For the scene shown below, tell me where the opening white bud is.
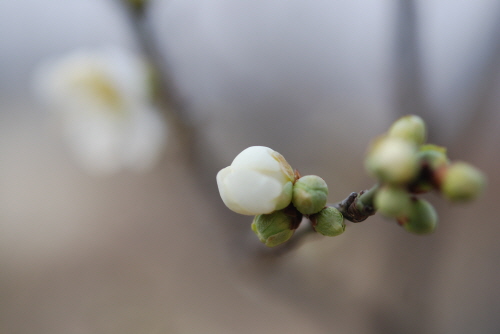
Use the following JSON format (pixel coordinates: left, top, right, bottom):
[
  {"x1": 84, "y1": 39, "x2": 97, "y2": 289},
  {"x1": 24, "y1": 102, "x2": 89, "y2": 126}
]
[{"x1": 216, "y1": 146, "x2": 295, "y2": 215}]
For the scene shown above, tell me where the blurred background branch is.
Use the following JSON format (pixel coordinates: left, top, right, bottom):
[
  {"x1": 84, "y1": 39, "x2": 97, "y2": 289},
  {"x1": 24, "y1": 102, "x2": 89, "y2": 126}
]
[
  {"x1": 394, "y1": 0, "x2": 429, "y2": 122},
  {"x1": 452, "y1": 2, "x2": 500, "y2": 151},
  {"x1": 119, "y1": 0, "x2": 196, "y2": 160}
]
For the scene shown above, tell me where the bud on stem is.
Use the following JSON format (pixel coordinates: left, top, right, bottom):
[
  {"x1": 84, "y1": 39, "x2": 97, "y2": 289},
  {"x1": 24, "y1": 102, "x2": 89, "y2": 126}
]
[
  {"x1": 388, "y1": 115, "x2": 427, "y2": 145},
  {"x1": 251, "y1": 210, "x2": 297, "y2": 247},
  {"x1": 311, "y1": 207, "x2": 345, "y2": 237},
  {"x1": 292, "y1": 175, "x2": 328, "y2": 215},
  {"x1": 440, "y1": 162, "x2": 486, "y2": 202},
  {"x1": 365, "y1": 137, "x2": 419, "y2": 185},
  {"x1": 398, "y1": 198, "x2": 438, "y2": 235},
  {"x1": 374, "y1": 186, "x2": 412, "y2": 218}
]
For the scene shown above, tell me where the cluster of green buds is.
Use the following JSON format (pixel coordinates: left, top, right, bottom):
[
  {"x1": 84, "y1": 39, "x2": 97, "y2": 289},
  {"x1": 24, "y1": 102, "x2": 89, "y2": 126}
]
[
  {"x1": 217, "y1": 146, "x2": 345, "y2": 247},
  {"x1": 216, "y1": 116, "x2": 486, "y2": 247},
  {"x1": 365, "y1": 115, "x2": 486, "y2": 234},
  {"x1": 251, "y1": 173, "x2": 346, "y2": 247}
]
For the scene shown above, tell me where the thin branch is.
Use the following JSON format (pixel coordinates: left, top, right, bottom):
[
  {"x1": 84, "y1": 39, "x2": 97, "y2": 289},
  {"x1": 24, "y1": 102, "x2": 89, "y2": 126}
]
[
  {"x1": 393, "y1": 1, "x2": 435, "y2": 134},
  {"x1": 254, "y1": 186, "x2": 379, "y2": 258},
  {"x1": 118, "y1": 1, "x2": 195, "y2": 155},
  {"x1": 452, "y1": 3, "x2": 500, "y2": 151},
  {"x1": 332, "y1": 185, "x2": 378, "y2": 223}
]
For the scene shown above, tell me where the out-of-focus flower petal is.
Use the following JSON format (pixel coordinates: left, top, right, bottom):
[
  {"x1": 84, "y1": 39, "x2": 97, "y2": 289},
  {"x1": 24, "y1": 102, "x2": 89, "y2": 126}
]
[{"x1": 32, "y1": 47, "x2": 168, "y2": 175}]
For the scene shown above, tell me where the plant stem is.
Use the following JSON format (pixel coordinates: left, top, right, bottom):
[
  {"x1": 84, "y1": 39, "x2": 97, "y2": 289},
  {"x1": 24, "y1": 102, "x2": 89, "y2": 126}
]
[
  {"x1": 257, "y1": 186, "x2": 380, "y2": 258},
  {"x1": 332, "y1": 184, "x2": 379, "y2": 222},
  {"x1": 119, "y1": 1, "x2": 195, "y2": 156}
]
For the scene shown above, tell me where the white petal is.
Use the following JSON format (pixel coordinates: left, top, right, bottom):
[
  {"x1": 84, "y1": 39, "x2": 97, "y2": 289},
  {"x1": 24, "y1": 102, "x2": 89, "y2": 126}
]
[
  {"x1": 223, "y1": 169, "x2": 282, "y2": 215},
  {"x1": 217, "y1": 167, "x2": 250, "y2": 214},
  {"x1": 63, "y1": 113, "x2": 123, "y2": 174},
  {"x1": 33, "y1": 47, "x2": 168, "y2": 174},
  {"x1": 122, "y1": 106, "x2": 167, "y2": 171},
  {"x1": 231, "y1": 146, "x2": 281, "y2": 173},
  {"x1": 99, "y1": 46, "x2": 150, "y2": 104}
]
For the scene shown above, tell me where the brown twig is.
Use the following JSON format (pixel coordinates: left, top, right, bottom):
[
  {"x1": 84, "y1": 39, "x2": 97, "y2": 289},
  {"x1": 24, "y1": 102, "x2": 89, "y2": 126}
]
[{"x1": 118, "y1": 1, "x2": 195, "y2": 158}]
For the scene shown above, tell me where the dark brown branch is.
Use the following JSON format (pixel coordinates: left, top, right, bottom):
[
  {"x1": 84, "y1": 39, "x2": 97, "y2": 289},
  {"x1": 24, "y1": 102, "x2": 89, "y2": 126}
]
[{"x1": 332, "y1": 185, "x2": 378, "y2": 223}]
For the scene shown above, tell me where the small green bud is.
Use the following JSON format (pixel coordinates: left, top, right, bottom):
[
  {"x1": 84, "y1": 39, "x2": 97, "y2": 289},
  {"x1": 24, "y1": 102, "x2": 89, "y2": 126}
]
[
  {"x1": 418, "y1": 145, "x2": 449, "y2": 170},
  {"x1": 374, "y1": 186, "x2": 412, "y2": 218},
  {"x1": 388, "y1": 115, "x2": 427, "y2": 145},
  {"x1": 251, "y1": 211, "x2": 295, "y2": 247},
  {"x1": 440, "y1": 162, "x2": 486, "y2": 202},
  {"x1": 311, "y1": 207, "x2": 345, "y2": 237},
  {"x1": 365, "y1": 137, "x2": 419, "y2": 185},
  {"x1": 399, "y1": 198, "x2": 438, "y2": 235},
  {"x1": 409, "y1": 145, "x2": 450, "y2": 193},
  {"x1": 292, "y1": 175, "x2": 328, "y2": 215}
]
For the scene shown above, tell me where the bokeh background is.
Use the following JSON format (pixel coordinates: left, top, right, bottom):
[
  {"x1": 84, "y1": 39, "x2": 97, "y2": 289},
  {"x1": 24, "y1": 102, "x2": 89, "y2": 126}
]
[{"x1": 1, "y1": 1, "x2": 500, "y2": 333}]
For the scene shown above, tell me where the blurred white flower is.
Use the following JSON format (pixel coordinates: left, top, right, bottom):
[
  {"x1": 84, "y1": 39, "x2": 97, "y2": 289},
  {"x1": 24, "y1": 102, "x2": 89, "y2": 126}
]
[
  {"x1": 216, "y1": 146, "x2": 295, "y2": 215},
  {"x1": 33, "y1": 47, "x2": 167, "y2": 174}
]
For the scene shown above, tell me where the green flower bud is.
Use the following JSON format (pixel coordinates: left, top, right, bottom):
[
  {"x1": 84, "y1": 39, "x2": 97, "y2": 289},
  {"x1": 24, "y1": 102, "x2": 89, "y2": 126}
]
[
  {"x1": 311, "y1": 207, "x2": 345, "y2": 237},
  {"x1": 292, "y1": 175, "x2": 328, "y2": 215},
  {"x1": 365, "y1": 137, "x2": 419, "y2": 185},
  {"x1": 418, "y1": 144, "x2": 449, "y2": 170},
  {"x1": 374, "y1": 186, "x2": 412, "y2": 218},
  {"x1": 251, "y1": 211, "x2": 295, "y2": 247},
  {"x1": 440, "y1": 162, "x2": 486, "y2": 202},
  {"x1": 388, "y1": 115, "x2": 427, "y2": 145},
  {"x1": 408, "y1": 145, "x2": 450, "y2": 193},
  {"x1": 399, "y1": 198, "x2": 438, "y2": 235}
]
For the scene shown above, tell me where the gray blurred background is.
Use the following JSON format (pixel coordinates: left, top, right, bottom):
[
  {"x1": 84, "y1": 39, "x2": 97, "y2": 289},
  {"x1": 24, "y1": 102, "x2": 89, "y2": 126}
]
[{"x1": 1, "y1": 0, "x2": 500, "y2": 333}]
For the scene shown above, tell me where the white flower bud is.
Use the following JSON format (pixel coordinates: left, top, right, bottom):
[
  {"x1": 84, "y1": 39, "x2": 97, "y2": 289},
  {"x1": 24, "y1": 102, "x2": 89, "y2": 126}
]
[{"x1": 216, "y1": 146, "x2": 295, "y2": 215}]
